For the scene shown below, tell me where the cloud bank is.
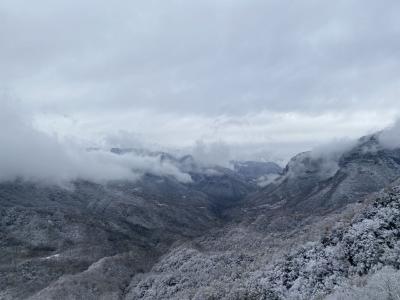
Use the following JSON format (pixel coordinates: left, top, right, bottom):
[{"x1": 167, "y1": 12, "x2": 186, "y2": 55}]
[{"x1": 0, "y1": 100, "x2": 191, "y2": 185}]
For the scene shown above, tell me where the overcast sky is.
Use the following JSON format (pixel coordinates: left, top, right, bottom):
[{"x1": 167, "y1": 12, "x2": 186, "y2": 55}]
[{"x1": 1, "y1": 0, "x2": 400, "y2": 161}]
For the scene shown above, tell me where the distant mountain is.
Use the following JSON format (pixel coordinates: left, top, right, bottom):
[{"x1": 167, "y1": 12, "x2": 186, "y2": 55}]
[
  {"x1": 109, "y1": 149, "x2": 260, "y2": 211},
  {"x1": 234, "y1": 134, "x2": 400, "y2": 231}
]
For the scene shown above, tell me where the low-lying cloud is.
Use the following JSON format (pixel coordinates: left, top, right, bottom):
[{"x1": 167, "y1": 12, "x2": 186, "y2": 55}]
[
  {"x1": 378, "y1": 119, "x2": 400, "y2": 150},
  {"x1": 191, "y1": 140, "x2": 232, "y2": 168},
  {"x1": 286, "y1": 121, "x2": 400, "y2": 182},
  {"x1": 3, "y1": 96, "x2": 400, "y2": 186},
  {"x1": 0, "y1": 100, "x2": 192, "y2": 185}
]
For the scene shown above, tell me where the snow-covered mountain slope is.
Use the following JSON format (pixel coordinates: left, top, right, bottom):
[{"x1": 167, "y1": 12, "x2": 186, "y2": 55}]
[
  {"x1": 0, "y1": 178, "x2": 214, "y2": 299},
  {"x1": 122, "y1": 181, "x2": 400, "y2": 300},
  {"x1": 233, "y1": 134, "x2": 400, "y2": 232},
  {"x1": 3, "y1": 135, "x2": 400, "y2": 299},
  {"x1": 0, "y1": 151, "x2": 267, "y2": 299}
]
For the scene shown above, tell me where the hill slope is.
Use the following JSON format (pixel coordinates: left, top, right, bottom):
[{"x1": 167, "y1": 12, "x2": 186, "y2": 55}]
[
  {"x1": 123, "y1": 181, "x2": 400, "y2": 300},
  {"x1": 234, "y1": 135, "x2": 400, "y2": 232},
  {"x1": 3, "y1": 135, "x2": 400, "y2": 299},
  {"x1": 0, "y1": 152, "x2": 266, "y2": 299}
]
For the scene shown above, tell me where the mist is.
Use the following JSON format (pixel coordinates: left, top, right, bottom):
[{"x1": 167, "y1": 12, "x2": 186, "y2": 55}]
[
  {"x1": 378, "y1": 119, "x2": 400, "y2": 150},
  {"x1": 0, "y1": 100, "x2": 191, "y2": 185},
  {"x1": 191, "y1": 140, "x2": 232, "y2": 168}
]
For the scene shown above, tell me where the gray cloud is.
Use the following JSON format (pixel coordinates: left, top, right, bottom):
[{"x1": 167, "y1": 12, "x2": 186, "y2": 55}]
[
  {"x1": 2, "y1": 0, "x2": 400, "y2": 115},
  {"x1": 1, "y1": 0, "x2": 400, "y2": 161}
]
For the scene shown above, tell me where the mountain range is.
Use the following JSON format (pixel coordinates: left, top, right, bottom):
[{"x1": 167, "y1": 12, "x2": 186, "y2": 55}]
[{"x1": 2, "y1": 133, "x2": 400, "y2": 299}]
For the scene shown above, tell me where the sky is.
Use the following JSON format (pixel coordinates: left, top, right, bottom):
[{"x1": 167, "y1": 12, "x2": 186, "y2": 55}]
[{"x1": 1, "y1": 0, "x2": 400, "y2": 169}]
